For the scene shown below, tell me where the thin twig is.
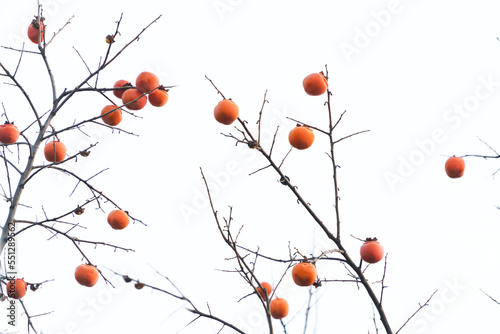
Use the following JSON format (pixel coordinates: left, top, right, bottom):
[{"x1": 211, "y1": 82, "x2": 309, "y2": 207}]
[
  {"x1": 13, "y1": 43, "x2": 26, "y2": 77},
  {"x1": 200, "y1": 167, "x2": 275, "y2": 333},
  {"x1": 45, "y1": 15, "x2": 74, "y2": 47},
  {"x1": 257, "y1": 90, "x2": 269, "y2": 144},
  {"x1": 379, "y1": 254, "x2": 389, "y2": 305},
  {"x1": 333, "y1": 130, "x2": 370, "y2": 144},
  {"x1": 395, "y1": 290, "x2": 438, "y2": 334},
  {"x1": 286, "y1": 116, "x2": 329, "y2": 135},
  {"x1": 480, "y1": 288, "x2": 500, "y2": 305},
  {"x1": 269, "y1": 125, "x2": 280, "y2": 157},
  {"x1": 205, "y1": 75, "x2": 227, "y2": 100},
  {"x1": 278, "y1": 147, "x2": 292, "y2": 169}
]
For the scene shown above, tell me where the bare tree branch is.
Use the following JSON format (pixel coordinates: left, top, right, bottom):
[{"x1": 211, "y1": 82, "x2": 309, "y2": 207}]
[{"x1": 395, "y1": 290, "x2": 438, "y2": 334}]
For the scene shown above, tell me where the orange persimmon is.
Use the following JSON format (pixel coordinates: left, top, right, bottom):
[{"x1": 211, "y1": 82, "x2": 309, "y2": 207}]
[
  {"x1": 270, "y1": 298, "x2": 289, "y2": 319},
  {"x1": 27, "y1": 17, "x2": 44, "y2": 44},
  {"x1": 107, "y1": 209, "x2": 130, "y2": 230},
  {"x1": 445, "y1": 156, "x2": 465, "y2": 178},
  {"x1": 75, "y1": 264, "x2": 99, "y2": 287},
  {"x1": 136, "y1": 72, "x2": 159, "y2": 94},
  {"x1": 44, "y1": 140, "x2": 67, "y2": 163},
  {"x1": 6, "y1": 278, "x2": 27, "y2": 299},
  {"x1": 148, "y1": 88, "x2": 169, "y2": 107},
  {"x1": 303, "y1": 72, "x2": 328, "y2": 96},
  {"x1": 113, "y1": 80, "x2": 131, "y2": 99},
  {"x1": 288, "y1": 126, "x2": 314, "y2": 150},
  {"x1": 360, "y1": 239, "x2": 384, "y2": 264},
  {"x1": 100, "y1": 105, "x2": 123, "y2": 126},
  {"x1": 122, "y1": 89, "x2": 147, "y2": 110},
  {"x1": 256, "y1": 282, "x2": 273, "y2": 300},
  {"x1": 292, "y1": 262, "x2": 317, "y2": 287},
  {"x1": 0, "y1": 122, "x2": 20, "y2": 144},
  {"x1": 214, "y1": 99, "x2": 239, "y2": 125}
]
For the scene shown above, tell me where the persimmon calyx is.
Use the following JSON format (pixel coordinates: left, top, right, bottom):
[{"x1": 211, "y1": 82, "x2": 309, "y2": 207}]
[
  {"x1": 31, "y1": 16, "x2": 45, "y2": 28},
  {"x1": 247, "y1": 140, "x2": 259, "y2": 149}
]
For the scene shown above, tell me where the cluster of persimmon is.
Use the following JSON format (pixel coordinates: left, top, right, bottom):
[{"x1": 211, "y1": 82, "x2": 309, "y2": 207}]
[
  {"x1": 115, "y1": 72, "x2": 168, "y2": 109},
  {"x1": 101, "y1": 72, "x2": 168, "y2": 127},
  {"x1": 38, "y1": 76, "x2": 170, "y2": 161},
  {"x1": 253, "y1": 262, "x2": 319, "y2": 320},
  {"x1": 211, "y1": 72, "x2": 328, "y2": 152},
  {"x1": 255, "y1": 281, "x2": 289, "y2": 320},
  {"x1": 287, "y1": 72, "x2": 328, "y2": 150},
  {"x1": 71, "y1": 210, "x2": 128, "y2": 288},
  {"x1": 72, "y1": 210, "x2": 129, "y2": 288},
  {"x1": 257, "y1": 261, "x2": 318, "y2": 320},
  {"x1": 0, "y1": 129, "x2": 65, "y2": 164},
  {"x1": 290, "y1": 241, "x2": 384, "y2": 281},
  {"x1": 99, "y1": 73, "x2": 166, "y2": 127}
]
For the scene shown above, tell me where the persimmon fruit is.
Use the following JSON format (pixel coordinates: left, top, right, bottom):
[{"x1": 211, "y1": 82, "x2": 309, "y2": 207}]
[
  {"x1": 75, "y1": 264, "x2": 99, "y2": 287},
  {"x1": 136, "y1": 71, "x2": 159, "y2": 94},
  {"x1": 303, "y1": 72, "x2": 328, "y2": 96},
  {"x1": 445, "y1": 156, "x2": 465, "y2": 178},
  {"x1": 100, "y1": 105, "x2": 123, "y2": 126},
  {"x1": 270, "y1": 298, "x2": 289, "y2": 319},
  {"x1": 27, "y1": 17, "x2": 44, "y2": 44},
  {"x1": 113, "y1": 80, "x2": 131, "y2": 99},
  {"x1": 148, "y1": 88, "x2": 169, "y2": 107},
  {"x1": 214, "y1": 99, "x2": 239, "y2": 125},
  {"x1": 107, "y1": 209, "x2": 130, "y2": 230},
  {"x1": 6, "y1": 278, "x2": 27, "y2": 299},
  {"x1": 256, "y1": 282, "x2": 273, "y2": 300},
  {"x1": 360, "y1": 239, "x2": 384, "y2": 264},
  {"x1": 292, "y1": 262, "x2": 317, "y2": 286},
  {"x1": 0, "y1": 122, "x2": 20, "y2": 144},
  {"x1": 288, "y1": 126, "x2": 314, "y2": 150},
  {"x1": 44, "y1": 140, "x2": 67, "y2": 163},
  {"x1": 122, "y1": 89, "x2": 147, "y2": 110}
]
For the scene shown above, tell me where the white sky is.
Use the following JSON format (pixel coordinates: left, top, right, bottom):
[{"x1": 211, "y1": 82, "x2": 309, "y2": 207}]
[{"x1": 2, "y1": 0, "x2": 500, "y2": 333}]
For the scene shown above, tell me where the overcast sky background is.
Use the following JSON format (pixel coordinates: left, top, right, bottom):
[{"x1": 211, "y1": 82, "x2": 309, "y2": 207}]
[{"x1": 2, "y1": 0, "x2": 500, "y2": 333}]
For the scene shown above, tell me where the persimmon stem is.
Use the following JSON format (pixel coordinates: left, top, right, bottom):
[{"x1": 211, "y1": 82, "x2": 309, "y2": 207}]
[{"x1": 205, "y1": 75, "x2": 227, "y2": 100}]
